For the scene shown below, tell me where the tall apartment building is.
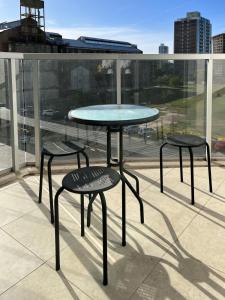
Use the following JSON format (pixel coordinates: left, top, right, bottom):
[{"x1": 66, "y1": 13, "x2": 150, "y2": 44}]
[
  {"x1": 159, "y1": 43, "x2": 169, "y2": 54},
  {"x1": 213, "y1": 33, "x2": 225, "y2": 53},
  {"x1": 174, "y1": 12, "x2": 212, "y2": 53}
]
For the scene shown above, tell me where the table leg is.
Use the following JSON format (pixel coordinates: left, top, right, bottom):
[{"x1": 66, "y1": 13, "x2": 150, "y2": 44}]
[
  {"x1": 118, "y1": 128, "x2": 144, "y2": 224},
  {"x1": 120, "y1": 174, "x2": 144, "y2": 223},
  {"x1": 104, "y1": 127, "x2": 145, "y2": 247},
  {"x1": 107, "y1": 127, "x2": 111, "y2": 167},
  {"x1": 122, "y1": 180, "x2": 126, "y2": 246},
  {"x1": 122, "y1": 168, "x2": 140, "y2": 196}
]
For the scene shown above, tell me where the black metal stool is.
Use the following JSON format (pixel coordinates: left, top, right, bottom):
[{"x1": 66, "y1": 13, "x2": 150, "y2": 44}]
[
  {"x1": 38, "y1": 141, "x2": 89, "y2": 223},
  {"x1": 54, "y1": 166, "x2": 121, "y2": 286},
  {"x1": 160, "y1": 134, "x2": 212, "y2": 204}
]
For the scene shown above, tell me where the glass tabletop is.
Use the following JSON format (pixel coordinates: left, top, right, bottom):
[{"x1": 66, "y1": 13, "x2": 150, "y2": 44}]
[{"x1": 68, "y1": 104, "x2": 159, "y2": 126}]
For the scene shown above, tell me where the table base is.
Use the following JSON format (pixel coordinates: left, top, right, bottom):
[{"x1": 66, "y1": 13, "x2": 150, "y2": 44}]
[{"x1": 87, "y1": 126, "x2": 144, "y2": 247}]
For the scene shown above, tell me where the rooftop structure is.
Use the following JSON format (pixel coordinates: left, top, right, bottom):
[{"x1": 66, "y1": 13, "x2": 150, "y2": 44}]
[
  {"x1": 46, "y1": 32, "x2": 142, "y2": 53},
  {"x1": 20, "y1": 0, "x2": 45, "y2": 32},
  {"x1": 0, "y1": 19, "x2": 142, "y2": 53},
  {"x1": 0, "y1": 20, "x2": 21, "y2": 30}
]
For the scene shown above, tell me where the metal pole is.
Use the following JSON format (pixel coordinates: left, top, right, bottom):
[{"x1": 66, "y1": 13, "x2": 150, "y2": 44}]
[
  {"x1": 206, "y1": 58, "x2": 213, "y2": 158},
  {"x1": 116, "y1": 59, "x2": 121, "y2": 159},
  {"x1": 32, "y1": 60, "x2": 41, "y2": 168},
  {"x1": 116, "y1": 59, "x2": 121, "y2": 105},
  {"x1": 9, "y1": 59, "x2": 19, "y2": 172}
]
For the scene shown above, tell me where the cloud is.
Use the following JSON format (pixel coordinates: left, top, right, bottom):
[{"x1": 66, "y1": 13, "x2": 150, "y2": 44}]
[{"x1": 47, "y1": 25, "x2": 173, "y2": 54}]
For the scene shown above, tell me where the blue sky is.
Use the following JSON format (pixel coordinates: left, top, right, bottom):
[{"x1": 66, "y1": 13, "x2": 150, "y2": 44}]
[{"x1": 0, "y1": 0, "x2": 225, "y2": 53}]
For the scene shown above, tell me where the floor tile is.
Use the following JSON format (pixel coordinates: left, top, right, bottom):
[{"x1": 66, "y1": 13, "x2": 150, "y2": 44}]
[
  {"x1": 131, "y1": 243, "x2": 225, "y2": 300},
  {"x1": 0, "y1": 229, "x2": 42, "y2": 295},
  {"x1": 3, "y1": 205, "x2": 82, "y2": 262},
  {"x1": 0, "y1": 263, "x2": 91, "y2": 300}
]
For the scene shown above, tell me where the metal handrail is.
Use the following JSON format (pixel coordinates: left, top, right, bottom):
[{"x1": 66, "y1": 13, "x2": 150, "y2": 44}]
[{"x1": 1, "y1": 52, "x2": 225, "y2": 60}]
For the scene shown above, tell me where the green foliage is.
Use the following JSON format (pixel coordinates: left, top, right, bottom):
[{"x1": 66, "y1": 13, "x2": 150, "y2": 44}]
[{"x1": 168, "y1": 76, "x2": 182, "y2": 87}]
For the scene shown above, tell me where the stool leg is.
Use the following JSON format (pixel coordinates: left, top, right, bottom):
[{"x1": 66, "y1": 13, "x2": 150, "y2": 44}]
[
  {"x1": 48, "y1": 156, "x2": 54, "y2": 224},
  {"x1": 81, "y1": 151, "x2": 93, "y2": 211},
  {"x1": 188, "y1": 147, "x2": 195, "y2": 205},
  {"x1": 54, "y1": 187, "x2": 64, "y2": 271},
  {"x1": 87, "y1": 193, "x2": 98, "y2": 227},
  {"x1": 38, "y1": 151, "x2": 44, "y2": 203},
  {"x1": 81, "y1": 194, "x2": 85, "y2": 237},
  {"x1": 77, "y1": 153, "x2": 81, "y2": 169},
  {"x1": 82, "y1": 150, "x2": 89, "y2": 167},
  {"x1": 107, "y1": 128, "x2": 111, "y2": 167},
  {"x1": 122, "y1": 180, "x2": 126, "y2": 247},
  {"x1": 160, "y1": 143, "x2": 167, "y2": 193},
  {"x1": 206, "y1": 142, "x2": 213, "y2": 193},
  {"x1": 89, "y1": 195, "x2": 93, "y2": 213},
  {"x1": 77, "y1": 153, "x2": 91, "y2": 220},
  {"x1": 99, "y1": 192, "x2": 108, "y2": 286},
  {"x1": 179, "y1": 147, "x2": 183, "y2": 182}
]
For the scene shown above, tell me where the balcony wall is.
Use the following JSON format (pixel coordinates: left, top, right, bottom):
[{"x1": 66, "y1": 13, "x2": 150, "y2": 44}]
[{"x1": 0, "y1": 53, "x2": 224, "y2": 175}]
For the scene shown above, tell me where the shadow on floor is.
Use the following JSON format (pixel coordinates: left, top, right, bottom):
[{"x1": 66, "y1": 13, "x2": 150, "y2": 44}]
[{"x1": 16, "y1": 173, "x2": 225, "y2": 300}]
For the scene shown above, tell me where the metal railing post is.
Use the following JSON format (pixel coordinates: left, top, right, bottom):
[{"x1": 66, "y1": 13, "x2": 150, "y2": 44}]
[
  {"x1": 116, "y1": 59, "x2": 121, "y2": 105},
  {"x1": 206, "y1": 58, "x2": 213, "y2": 158},
  {"x1": 32, "y1": 60, "x2": 41, "y2": 168},
  {"x1": 116, "y1": 59, "x2": 122, "y2": 159},
  {"x1": 9, "y1": 59, "x2": 19, "y2": 172}
]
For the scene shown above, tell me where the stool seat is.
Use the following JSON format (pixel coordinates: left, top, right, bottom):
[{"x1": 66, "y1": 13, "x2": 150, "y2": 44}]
[
  {"x1": 39, "y1": 140, "x2": 89, "y2": 224},
  {"x1": 43, "y1": 141, "x2": 85, "y2": 156},
  {"x1": 160, "y1": 134, "x2": 212, "y2": 205},
  {"x1": 167, "y1": 134, "x2": 206, "y2": 148},
  {"x1": 62, "y1": 166, "x2": 120, "y2": 194}
]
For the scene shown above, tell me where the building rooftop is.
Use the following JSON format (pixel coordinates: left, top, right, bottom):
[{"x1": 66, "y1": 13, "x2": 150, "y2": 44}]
[
  {"x1": 0, "y1": 19, "x2": 142, "y2": 53},
  {"x1": 176, "y1": 11, "x2": 210, "y2": 23},
  {"x1": 0, "y1": 20, "x2": 21, "y2": 30},
  {"x1": 61, "y1": 36, "x2": 141, "y2": 53},
  {"x1": 186, "y1": 11, "x2": 201, "y2": 19},
  {"x1": 213, "y1": 33, "x2": 225, "y2": 38}
]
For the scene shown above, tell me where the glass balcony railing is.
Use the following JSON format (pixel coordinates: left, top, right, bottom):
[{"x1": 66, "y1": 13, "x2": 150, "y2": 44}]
[
  {"x1": 0, "y1": 59, "x2": 12, "y2": 172},
  {"x1": 0, "y1": 53, "x2": 224, "y2": 175}
]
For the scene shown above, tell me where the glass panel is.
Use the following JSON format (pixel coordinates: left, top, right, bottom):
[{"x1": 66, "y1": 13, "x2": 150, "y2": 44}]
[
  {"x1": 39, "y1": 59, "x2": 117, "y2": 162},
  {"x1": 22, "y1": 60, "x2": 35, "y2": 164},
  {"x1": 0, "y1": 59, "x2": 12, "y2": 172},
  {"x1": 14, "y1": 60, "x2": 35, "y2": 167},
  {"x1": 121, "y1": 60, "x2": 207, "y2": 160},
  {"x1": 212, "y1": 60, "x2": 225, "y2": 157}
]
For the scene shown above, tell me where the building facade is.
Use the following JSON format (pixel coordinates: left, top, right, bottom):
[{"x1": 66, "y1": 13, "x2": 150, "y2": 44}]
[
  {"x1": 0, "y1": 0, "x2": 142, "y2": 54},
  {"x1": 213, "y1": 33, "x2": 225, "y2": 53},
  {"x1": 0, "y1": 19, "x2": 142, "y2": 53},
  {"x1": 174, "y1": 11, "x2": 212, "y2": 53},
  {"x1": 159, "y1": 43, "x2": 169, "y2": 54}
]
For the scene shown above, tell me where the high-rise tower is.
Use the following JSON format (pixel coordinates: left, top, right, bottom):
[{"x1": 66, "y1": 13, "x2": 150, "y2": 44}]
[
  {"x1": 159, "y1": 43, "x2": 169, "y2": 54},
  {"x1": 174, "y1": 12, "x2": 211, "y2": 53}
]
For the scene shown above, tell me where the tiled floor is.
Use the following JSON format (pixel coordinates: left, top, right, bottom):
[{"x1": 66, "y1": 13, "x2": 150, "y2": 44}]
[{"x1": 0, "y1": 166, "x2": 225, "y2": 299}]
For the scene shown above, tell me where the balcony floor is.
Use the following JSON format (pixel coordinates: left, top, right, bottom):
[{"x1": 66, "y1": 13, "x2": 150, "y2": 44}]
[{"x1": 0, "y1": 166, "x2": 225, "y2": 299}]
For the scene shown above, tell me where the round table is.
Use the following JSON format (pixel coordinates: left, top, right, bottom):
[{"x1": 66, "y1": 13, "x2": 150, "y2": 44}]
[
  {"x1": 69, "y1": 104, "x2": 159, "y2": 245},
  {"x1": 68, "y1": 104, "x2": 159, "y2": 126}
]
